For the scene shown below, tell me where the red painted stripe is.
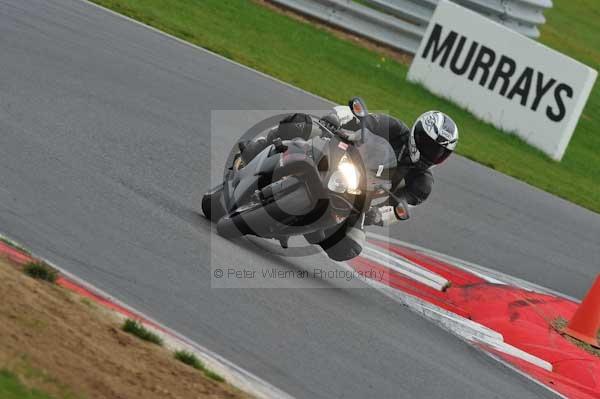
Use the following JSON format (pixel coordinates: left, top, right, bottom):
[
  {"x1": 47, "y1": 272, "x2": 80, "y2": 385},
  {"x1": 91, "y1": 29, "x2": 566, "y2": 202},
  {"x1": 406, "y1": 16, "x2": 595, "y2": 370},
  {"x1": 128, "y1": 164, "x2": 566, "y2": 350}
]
[
  {"x1": 350, "y1": 256, "x2": 470, "y2": 317},
  {"x1": 370, "y1": 240, "x2": 484, "y2": 286},
  {"x1": 0, "y1": 241, "x2": 35, "y2": 265},
  {"x1": 55, "y1": 277, "x2": 168, "y2": 333},
  {"x1": 354, "y1": 240, "x2": 600, "y2": 399},
  {"x1": 0, "y1": 240, "x2": 168, "y2": 334}
]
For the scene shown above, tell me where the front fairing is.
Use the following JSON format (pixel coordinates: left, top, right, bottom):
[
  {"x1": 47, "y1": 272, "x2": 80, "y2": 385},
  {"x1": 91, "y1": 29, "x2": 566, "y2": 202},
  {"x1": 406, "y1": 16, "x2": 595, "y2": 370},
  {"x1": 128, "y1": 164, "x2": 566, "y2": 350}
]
[
  {"x1": 223, "y1": 127, "x2": 394, "y2": 236},
  {"x1": 355, "y1": 129, "x2": 397, "y2": 197}
]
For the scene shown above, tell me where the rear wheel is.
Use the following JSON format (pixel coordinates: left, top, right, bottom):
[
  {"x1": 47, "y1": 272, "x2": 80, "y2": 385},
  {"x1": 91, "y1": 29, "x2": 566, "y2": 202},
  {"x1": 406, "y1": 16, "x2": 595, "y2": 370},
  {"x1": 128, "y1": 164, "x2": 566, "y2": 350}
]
[{"x1": 201, "y1": 184, "x2": 226, "y2": 222}]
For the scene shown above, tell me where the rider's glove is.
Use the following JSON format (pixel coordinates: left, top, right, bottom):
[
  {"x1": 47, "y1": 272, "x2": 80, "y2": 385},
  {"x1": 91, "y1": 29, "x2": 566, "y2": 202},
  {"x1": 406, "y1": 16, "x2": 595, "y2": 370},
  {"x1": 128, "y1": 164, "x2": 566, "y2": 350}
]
[
  {"x1": 319, "y1": 106, "x2": 357, "y2": 133},
  {"x1": 365, "y1": 206, "x2": 398, "y2": 227},
  {"x1": 332, "y1": 105, "x2": 356, "y2": 125}
]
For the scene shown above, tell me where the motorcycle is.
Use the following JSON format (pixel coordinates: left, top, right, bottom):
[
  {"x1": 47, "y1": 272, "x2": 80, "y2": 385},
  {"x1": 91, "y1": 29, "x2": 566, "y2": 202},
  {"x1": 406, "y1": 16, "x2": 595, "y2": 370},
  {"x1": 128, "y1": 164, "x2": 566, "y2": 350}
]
[{"x1": 201, "y1": 97, "x2": 408, "y2": 250}]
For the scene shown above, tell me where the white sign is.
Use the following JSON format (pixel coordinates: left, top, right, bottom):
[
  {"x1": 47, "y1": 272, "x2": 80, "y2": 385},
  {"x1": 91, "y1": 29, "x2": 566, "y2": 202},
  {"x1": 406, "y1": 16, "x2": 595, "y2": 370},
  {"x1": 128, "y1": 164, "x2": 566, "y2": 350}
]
[{"x1": 408, "y1": 0, "x2": 597, "y2": 160}]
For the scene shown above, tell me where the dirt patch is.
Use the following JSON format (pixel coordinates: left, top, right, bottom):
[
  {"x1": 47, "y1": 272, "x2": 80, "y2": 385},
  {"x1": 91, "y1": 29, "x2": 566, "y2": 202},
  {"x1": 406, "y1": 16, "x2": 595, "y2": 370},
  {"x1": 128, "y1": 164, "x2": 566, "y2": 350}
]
[
  {"x1": 0, "y1": 256, "x2": 252, "y2": 399},
  {"x1": 552, "y1": 317, "x2": 600, "y2": 358},
  {"x1": 254, "y1": 0, "x2": 414, "y2": 65}
]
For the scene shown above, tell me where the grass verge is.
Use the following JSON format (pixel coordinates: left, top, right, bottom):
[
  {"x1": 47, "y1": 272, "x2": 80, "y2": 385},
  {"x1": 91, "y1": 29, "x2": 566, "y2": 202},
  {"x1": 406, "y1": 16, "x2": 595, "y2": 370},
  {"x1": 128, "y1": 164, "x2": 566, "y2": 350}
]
[
  {"x1": 552, "y1": 317, "x2": 600, "y2": 358},
  {"x1": 90, "y1": 0, "x2": 600, "y2": 212},
  {"x1": 0, "y1": 370, "x2": 55, "y2": 399},
  {"x1": 0, "y1": 256, "x2": 250, "y2": 399},
  {"x1": 23, "y1": 262, "x2": 57, "y2": 283},
  {"x1": 174, "y1": 350, "x2": 226, "y2": 382},
  {"x1": 121, "y1": 319, "x2": 163, "y2": 346}
]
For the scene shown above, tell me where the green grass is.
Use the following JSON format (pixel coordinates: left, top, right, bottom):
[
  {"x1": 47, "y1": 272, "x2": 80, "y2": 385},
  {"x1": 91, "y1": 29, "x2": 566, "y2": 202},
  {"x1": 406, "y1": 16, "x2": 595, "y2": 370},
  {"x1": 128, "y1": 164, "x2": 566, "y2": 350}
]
[
  {"x1": 80, "y1": 297, "x2": 96, "y2": 308},
  {"x1": 121, "y1": 319, "x2": 163, "y2": 345},
  {"x1": 203, "y1": 369, "x2": 225, "y2": 383},
  {"x1": 174, "y1": 350, "x2": 225, "y2": 382},
  {"x1": 24, "y1": 262, "x2": 58, "y2": 283},
  {"x1": 91, "y1": 0, "x2": 600, "y2": 212},
  {"x1": 174, "y1": 350, "x2": 204, "y2": 370},
  {"x1": 0, "y1": 370, "x2": 56, "y2": 399},
  {"x1": 12, "y1": 355, "x2": 81, "y2": 399}
]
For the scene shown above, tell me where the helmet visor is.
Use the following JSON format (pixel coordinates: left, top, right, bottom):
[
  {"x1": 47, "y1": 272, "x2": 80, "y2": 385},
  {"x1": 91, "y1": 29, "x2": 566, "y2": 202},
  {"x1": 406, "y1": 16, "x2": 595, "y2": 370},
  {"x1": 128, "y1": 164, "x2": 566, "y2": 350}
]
[{"x1": 414, "y1": 125, "x2": 453, "y2": 165}]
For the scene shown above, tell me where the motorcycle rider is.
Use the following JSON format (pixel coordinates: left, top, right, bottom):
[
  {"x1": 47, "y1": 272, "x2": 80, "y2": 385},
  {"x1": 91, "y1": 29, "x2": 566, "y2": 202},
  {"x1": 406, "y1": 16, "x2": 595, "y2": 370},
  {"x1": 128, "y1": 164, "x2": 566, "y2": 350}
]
[{"x1": 238, "y1": 106, "x2": 459, "y2": 261}]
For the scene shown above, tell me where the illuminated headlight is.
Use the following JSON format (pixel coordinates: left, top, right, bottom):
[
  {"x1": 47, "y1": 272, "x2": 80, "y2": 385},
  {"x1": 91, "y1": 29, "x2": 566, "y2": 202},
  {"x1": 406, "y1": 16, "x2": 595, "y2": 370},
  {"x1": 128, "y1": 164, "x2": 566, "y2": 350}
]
[{"x1": 327, "y1": 155, "x2": 361, "y2": 194}]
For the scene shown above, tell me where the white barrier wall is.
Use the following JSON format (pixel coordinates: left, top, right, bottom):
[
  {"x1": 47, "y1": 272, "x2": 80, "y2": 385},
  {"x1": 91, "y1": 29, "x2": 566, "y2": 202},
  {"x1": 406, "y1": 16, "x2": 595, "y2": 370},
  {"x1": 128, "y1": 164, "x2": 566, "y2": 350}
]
[{"x1": 408, "y1": 0, "x2": 597, "y2": 160}]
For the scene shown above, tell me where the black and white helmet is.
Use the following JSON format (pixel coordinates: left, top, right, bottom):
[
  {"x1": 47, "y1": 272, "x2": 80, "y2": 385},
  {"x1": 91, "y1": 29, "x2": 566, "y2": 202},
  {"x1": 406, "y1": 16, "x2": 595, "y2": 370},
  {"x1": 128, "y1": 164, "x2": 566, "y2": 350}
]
[{"x1": 409, "y1": 111, "x2": 458, "y2": 166}]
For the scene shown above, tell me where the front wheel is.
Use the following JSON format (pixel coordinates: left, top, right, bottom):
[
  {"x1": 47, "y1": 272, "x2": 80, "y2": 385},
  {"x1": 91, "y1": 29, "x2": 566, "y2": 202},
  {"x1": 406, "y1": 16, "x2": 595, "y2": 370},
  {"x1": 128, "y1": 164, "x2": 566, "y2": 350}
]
[{"x1": 201, "y1": 184, "x2": 226, "y2": 222}]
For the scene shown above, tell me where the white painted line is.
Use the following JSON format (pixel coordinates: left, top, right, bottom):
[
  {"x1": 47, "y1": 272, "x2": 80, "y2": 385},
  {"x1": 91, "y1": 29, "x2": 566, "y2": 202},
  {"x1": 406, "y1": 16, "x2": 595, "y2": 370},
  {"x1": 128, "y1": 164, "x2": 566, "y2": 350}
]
[
  {"x1": 472, "y1": 338, "x2": 553, "y2": 372},
  {"x1": 362, "y1": 244, "x2": 450, "y2": 291},
  {"x1": 337, "y1": 261, "x2": 558, "y2": 393},
  {"x1": 417, "y1": 302, "x2": 504, "y2": 343},
  {"x1": 366, "y1": 232, "x2": 579, "y2": 302},
  {"x1": 0, "y1": 233, "x2": 294, "y2": 399},
  {"x1": 363, "y1": 234, "x2": 557, "y2": 372}
]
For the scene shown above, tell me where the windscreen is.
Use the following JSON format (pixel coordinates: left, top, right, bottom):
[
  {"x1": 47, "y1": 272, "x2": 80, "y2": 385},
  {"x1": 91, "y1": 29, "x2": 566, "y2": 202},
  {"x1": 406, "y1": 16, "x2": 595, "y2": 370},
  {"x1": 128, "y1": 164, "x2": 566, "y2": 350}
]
[{"x1": 357, "y1": 129, "x2": 397, "y2": 176}]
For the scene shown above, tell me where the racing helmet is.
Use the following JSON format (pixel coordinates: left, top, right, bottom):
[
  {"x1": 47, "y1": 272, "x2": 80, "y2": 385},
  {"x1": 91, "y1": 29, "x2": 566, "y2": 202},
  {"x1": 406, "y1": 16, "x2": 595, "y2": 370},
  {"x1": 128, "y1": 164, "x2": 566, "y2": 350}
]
[{"x1": 408, "y1": 111, "x2": 458, "y2": 166}]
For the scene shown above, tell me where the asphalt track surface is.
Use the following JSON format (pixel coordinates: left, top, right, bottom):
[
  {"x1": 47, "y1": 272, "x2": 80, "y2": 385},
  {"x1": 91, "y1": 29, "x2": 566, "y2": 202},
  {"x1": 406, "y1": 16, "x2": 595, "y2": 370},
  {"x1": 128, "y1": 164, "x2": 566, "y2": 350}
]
[{"x1": 1, "y1": 0, "x2": 599, "y2": 397}]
